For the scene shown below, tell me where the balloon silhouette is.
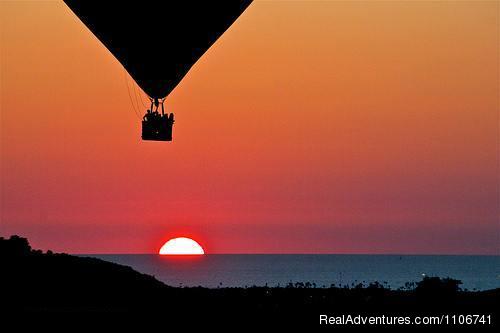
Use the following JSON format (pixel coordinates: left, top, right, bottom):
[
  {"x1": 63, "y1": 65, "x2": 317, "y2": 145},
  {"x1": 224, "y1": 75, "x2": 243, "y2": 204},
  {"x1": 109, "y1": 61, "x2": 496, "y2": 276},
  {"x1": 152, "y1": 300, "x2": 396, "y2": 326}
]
[{"x1": 64, "y1": 1, "x2": 253, "y2": 99}]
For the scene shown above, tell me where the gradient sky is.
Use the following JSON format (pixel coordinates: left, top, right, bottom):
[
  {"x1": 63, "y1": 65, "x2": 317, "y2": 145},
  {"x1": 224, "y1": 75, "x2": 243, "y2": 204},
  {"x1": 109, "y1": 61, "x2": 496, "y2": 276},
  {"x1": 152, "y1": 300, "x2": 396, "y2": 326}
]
[{"x1": 1, "y1": 1, "x2": 498, "y2": 254}]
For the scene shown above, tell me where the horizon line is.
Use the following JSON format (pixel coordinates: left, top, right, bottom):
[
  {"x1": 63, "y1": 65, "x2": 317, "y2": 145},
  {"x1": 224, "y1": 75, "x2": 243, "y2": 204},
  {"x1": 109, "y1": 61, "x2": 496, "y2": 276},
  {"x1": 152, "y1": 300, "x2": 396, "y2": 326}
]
[{"x1": 76, "y1": 253, "x2": 500, "y2": 256}]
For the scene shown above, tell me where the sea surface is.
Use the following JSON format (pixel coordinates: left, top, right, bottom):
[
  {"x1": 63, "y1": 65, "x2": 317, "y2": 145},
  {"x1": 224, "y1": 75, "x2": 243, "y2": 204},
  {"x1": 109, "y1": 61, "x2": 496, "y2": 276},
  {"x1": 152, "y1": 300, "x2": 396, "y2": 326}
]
[{"x1": 86, "y1": 254, "x2": 500, "y2": 291}]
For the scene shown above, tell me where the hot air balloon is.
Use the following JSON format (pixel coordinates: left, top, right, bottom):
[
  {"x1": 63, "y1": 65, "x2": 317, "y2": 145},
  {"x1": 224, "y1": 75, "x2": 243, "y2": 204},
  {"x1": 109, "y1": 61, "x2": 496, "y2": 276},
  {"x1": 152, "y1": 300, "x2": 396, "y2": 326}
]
[{"x1": 64, "y1": 1, "x2": 253, "y2": 141}]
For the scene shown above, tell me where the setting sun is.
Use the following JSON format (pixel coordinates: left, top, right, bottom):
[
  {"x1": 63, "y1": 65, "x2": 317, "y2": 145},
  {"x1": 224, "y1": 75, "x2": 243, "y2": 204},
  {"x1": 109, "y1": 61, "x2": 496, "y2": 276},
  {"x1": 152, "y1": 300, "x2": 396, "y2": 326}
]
[{"x1": 159, "y1": 237, "x2": 205, "y2": 255}]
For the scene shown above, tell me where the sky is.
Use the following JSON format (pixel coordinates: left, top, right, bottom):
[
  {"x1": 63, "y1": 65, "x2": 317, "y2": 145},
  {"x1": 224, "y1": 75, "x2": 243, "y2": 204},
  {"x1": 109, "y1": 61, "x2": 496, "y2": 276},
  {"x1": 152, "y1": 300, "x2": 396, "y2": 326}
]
[{"x1": 0, "y1": 1, "x2": 498, "y2": 254}]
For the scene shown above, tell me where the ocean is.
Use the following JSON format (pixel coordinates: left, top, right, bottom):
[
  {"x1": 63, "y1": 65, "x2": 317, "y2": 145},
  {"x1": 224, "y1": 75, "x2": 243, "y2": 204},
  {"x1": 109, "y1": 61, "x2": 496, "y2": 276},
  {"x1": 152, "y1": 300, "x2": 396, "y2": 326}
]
[{"x1": 87, "y1": 254, "x2": 500, "y2": 291}]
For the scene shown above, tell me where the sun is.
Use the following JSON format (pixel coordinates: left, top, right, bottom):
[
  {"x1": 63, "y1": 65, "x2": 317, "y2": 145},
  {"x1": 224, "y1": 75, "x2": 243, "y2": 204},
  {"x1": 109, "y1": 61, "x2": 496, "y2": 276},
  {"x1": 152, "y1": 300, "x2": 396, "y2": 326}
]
[{"x1": 159, "y1": 237, "x2": 205, "y2": 255}]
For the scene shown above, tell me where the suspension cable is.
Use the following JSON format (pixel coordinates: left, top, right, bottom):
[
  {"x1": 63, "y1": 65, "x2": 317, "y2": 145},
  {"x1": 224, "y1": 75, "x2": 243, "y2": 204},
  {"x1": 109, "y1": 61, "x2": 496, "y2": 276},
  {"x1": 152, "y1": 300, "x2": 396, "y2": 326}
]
[
  {"x1": 132, "y1": 79, "x2": 148, "y2": 109},
  {"x1": 123, "y1": 70, "x2": 142, "y2": 119}
]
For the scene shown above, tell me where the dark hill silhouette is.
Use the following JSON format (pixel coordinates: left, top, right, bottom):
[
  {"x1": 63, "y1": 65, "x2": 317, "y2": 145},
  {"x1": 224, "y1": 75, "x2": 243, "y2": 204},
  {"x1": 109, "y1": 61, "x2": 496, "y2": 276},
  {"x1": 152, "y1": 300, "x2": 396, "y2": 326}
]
[{"x1": 1, "y1": 235, "x2": 498, "y2": 330}]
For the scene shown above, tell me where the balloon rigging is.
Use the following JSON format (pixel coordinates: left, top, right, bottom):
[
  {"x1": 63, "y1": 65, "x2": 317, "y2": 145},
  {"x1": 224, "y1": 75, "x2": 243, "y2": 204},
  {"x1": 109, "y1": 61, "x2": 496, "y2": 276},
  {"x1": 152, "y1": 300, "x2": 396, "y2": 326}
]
[{"x1": 64, "y1": 1, "x2": 253, "y2": 141}]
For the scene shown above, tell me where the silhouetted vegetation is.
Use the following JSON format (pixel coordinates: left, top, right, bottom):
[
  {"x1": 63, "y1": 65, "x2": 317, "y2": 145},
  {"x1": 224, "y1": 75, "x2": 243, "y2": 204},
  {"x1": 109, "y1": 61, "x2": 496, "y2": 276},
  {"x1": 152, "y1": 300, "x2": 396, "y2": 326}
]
[{"x1": 1, "y1": 235, "x2": 498, "y2": 329}]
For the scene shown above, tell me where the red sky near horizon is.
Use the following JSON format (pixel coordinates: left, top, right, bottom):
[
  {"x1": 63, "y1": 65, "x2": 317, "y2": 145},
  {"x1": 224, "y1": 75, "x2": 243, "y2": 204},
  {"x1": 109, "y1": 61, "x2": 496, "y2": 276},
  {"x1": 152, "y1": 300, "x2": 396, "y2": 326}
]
[{"x1": 0, "y1": 1, "x2": 498, "y2": 254}]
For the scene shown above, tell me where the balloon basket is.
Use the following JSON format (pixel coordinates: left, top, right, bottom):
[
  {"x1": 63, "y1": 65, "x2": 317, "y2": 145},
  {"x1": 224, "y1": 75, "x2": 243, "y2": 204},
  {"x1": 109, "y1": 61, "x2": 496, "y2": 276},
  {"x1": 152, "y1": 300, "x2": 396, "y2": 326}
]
[{"x1": 141, "y1": 116, "x2": 174, "y2": 142}]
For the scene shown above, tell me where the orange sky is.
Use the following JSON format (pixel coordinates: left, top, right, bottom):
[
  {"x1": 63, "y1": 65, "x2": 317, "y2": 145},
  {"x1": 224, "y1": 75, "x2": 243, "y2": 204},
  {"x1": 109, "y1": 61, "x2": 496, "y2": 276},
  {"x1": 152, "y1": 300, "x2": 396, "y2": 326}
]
[{"x1": 1, "y1": 1, "x2": 498, "y2": 254}]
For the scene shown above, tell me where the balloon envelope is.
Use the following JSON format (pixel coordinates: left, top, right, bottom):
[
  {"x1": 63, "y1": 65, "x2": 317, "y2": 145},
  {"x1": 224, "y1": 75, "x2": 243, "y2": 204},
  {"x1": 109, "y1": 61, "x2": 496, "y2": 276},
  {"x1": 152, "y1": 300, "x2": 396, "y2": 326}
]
[{"x1": 64, "y1": 1, "x2": 252, "y2": 99}]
